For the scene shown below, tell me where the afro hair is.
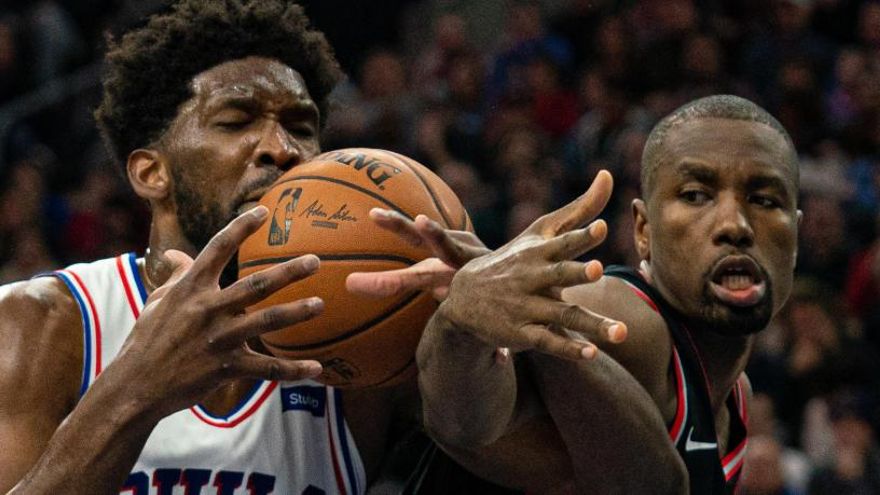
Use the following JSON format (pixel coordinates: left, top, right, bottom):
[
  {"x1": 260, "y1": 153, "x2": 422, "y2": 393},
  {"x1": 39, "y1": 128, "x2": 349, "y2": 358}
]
[{"x1": 95, "y1": 0, "x2": 343, "y2": 167}]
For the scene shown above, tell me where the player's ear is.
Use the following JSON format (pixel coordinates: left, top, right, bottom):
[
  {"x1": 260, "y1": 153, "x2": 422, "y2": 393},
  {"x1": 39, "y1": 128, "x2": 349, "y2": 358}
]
[
  {"x1": 632, "y1": 198, "x2": 650, "y2": 261},
  {"x1": 128, "y1": 148, "x2": 171, "y2": 201}
]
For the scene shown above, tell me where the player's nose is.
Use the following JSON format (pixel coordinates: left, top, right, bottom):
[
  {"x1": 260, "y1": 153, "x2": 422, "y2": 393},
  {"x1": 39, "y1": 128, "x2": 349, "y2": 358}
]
[
  {"x1": 255, "y1": 123, "x2": 301, "y2": 172},
  {"x1": 712, "y1": 193, "x2": 754, "y2": 249}
]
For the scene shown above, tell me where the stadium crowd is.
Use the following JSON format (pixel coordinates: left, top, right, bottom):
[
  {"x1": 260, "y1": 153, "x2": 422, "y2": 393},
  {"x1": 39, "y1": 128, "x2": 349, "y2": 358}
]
[{"x1": 1, "y1": 0, "x2": 880, "y2": 493}]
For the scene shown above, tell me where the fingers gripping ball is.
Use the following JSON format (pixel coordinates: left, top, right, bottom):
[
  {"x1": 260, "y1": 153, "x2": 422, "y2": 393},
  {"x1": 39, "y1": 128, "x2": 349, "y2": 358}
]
[{"x1": 238, "y1": 148, "x2": 472, "y2": 388}]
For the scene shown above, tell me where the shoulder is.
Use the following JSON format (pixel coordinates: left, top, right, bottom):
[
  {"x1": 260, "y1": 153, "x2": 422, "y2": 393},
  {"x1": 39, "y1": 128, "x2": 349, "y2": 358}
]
[
  {"x1": 0, "y1": 275, "x2": 77, "y2": 315},
  {"x1": 560, "y1": 273, "x2": 676, "y2": 417},
  {"x1": 0, "y1": 277, "x2": 83, "y2": 415},
  {"x1": 0, "y1": 276, "x2": 82, "y2": 336},
  {"x1": 561, "y1": 273, "x2": 672, "y2": 358}
]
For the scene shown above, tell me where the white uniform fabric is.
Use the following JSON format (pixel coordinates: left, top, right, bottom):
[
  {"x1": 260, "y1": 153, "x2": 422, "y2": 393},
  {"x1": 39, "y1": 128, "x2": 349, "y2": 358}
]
[{"x1": 50, "y1": 253, "x2": 366, "y2": 495}]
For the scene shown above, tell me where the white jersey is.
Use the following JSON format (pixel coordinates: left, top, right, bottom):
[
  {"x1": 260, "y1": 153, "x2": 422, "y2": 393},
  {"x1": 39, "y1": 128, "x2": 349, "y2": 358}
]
[{"x1": 50, "y1": 253, "x2": 366, "y2": 495}]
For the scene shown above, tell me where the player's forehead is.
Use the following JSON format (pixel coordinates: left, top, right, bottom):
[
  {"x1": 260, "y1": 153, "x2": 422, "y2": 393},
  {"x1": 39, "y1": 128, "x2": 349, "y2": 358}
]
[
  {"x1": 657, "y1": 117, "x2": 796, "y2": 185},
  {"x1": 186, "y1": 56, "x2": 315, "y2": 111}
]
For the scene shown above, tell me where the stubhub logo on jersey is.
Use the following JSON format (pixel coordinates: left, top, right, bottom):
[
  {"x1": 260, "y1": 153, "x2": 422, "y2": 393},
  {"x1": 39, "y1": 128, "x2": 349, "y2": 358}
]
[{"x1": 280, "y1": 385, "x2": 326, "y2": 417}]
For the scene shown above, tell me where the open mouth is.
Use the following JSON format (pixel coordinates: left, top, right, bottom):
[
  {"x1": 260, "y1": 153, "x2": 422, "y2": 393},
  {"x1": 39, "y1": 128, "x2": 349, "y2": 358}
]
[{"x1": 708, "y1": 256, "x2": 767, "y2": 307}]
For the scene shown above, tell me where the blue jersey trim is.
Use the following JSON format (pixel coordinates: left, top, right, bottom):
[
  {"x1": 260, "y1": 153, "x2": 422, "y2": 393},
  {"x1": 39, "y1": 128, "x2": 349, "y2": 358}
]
[
  {"x1": 334, "y1": 388, "x2": 358, "y2": 494},
  {"x1": 53, "y1": 272, "x2": 92, "y2": 397},
  {"x1": 126, "y1": 253, "x2": 148, "y2": 306},
  {"x1": 193, "y1": 380, "x2": 264, "y2": 420}
]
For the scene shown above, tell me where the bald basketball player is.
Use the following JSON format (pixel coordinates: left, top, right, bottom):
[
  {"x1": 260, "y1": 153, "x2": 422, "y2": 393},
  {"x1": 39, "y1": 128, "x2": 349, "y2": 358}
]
[
  {"x1": 362, "y1": 95, "x2": 800, "y2": 494},
  {"x1": 0, "y1": 1, "x2": 679, "y2": 494}
]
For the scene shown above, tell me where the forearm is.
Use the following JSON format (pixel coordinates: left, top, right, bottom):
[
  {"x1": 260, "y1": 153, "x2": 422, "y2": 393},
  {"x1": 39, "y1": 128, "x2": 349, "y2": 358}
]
[
  {"x1": 529, "y1": 351, "x2": 688, "y2": 495},
  {"x1": 9, "y1": 367, "x2": 160, "y2": 495},
  {"x1": 416, "y1": 310, "x2": 516, "y2": 446}
]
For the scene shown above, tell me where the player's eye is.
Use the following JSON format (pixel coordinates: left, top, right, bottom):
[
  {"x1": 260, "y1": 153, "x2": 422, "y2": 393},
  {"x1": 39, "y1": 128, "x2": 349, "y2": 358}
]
[
  {"x1": 680, "y1": 190, "x2": 711, "y2": 205},
  {"x1": 284, "y1": 119, "x2": 317, "y2": 138},
  {"x1": 749, "y1": 194, "x2": 780, "y2": 208},
  {"x1": 214, "y1": 110, "x2": 253, "y2": 130},
  {"x1": 289, "y1": 125, "x2": 315, "y2": 138},
  {"x1": 217, "y1": 121, "x2": 249, "y2": 130}
]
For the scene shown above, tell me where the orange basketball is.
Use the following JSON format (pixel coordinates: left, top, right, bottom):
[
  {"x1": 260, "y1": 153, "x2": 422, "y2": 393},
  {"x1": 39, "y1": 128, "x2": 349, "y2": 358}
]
[{"x1": 238, "y1": 148, "x2": 471, "y2": 388}]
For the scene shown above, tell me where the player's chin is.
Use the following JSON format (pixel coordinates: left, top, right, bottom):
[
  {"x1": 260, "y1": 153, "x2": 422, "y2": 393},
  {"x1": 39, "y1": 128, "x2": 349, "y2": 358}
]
[{"x1": 700, "y1": 296, "x2": 773, "y2": 337}]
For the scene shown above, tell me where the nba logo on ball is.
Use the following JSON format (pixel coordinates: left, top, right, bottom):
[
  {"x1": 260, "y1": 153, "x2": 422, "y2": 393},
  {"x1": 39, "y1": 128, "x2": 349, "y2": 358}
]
[
  {"x1": 268, "y1": 187, "x2": 302, "y2": 246},
  {"x1": 239, "y1": 148, "x2": 473, "y2": 389}
]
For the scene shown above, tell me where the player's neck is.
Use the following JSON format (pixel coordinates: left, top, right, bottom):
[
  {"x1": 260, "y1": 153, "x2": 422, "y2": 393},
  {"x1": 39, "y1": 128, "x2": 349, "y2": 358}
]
[
  {"x1": 200, "y1": 379, "x2": 262, "y2": 417},
  {"x1": 687, "y1": 330, "x2": 753, "y2": 413},
  {"x1": 142, "y1": 219, "x2": 199, "y2": 293}
]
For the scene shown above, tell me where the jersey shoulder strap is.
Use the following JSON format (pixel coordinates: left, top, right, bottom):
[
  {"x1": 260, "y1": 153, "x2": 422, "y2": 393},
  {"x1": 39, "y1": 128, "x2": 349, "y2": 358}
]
[{"x1": 604, "y1": 265, "x2": 748, "y2": 494}]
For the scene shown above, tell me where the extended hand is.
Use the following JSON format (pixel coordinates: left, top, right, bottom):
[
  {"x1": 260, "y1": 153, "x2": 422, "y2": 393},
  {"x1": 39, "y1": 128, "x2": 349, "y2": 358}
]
[
  {"x1": 115, "y1": 206, "x2": 324, "y2": 418},
  {"x1": 435, "y1": 170, "x2": 627, "y2": 360},
  {"x1": 346, "y1": 210, "x2": 488, "y2": 300}
]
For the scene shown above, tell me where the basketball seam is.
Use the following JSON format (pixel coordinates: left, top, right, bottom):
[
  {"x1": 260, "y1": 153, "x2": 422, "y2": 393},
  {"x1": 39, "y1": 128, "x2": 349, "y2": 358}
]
[
  {"x1": 265, "y1": 292, "x2": 423, "y2": 351},
  {"x1": 270, "y1": 175, "x2": 415, "y2": 220},
  {"x1": 239, "y1": 253, "x2": 419, "y2": 270},
  {"x1": 385, "y1": 151, "x2": 452, "y2": 228}
]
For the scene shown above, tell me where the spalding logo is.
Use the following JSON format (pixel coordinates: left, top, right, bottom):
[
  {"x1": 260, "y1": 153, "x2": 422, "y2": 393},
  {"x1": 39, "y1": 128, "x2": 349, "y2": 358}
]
[{"x1": 322, "y1": 151, "x2": 401, "y2": 190}]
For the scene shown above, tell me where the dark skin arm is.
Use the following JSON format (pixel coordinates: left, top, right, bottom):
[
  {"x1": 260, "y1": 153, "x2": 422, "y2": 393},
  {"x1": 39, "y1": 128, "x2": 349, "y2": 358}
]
[
  {"x1": 0, "y1": 278, "x2": 83, "y2": 491},
  {"x1": 418, "y1": 295, "x2": 685, "y2": 493},
  {"x1": 2, "y1": 207, "x2": 327, "y2": 494},
  {"x1": 353, "y1": 171, "x2": 687, "y2": 492},
  {"x1": 529, "y1": 349, "x2": 686, "y2": 493},
  {"x1": 350, "y1": 210, "x2": 578, "y2": 489},
  {"x1": 436, "y1": 386, "x2": 577, "y2": 494}
]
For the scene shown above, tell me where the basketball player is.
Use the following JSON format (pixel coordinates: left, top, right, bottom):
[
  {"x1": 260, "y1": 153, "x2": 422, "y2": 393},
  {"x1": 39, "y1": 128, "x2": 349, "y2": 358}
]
[
  {"x1": 0, "y1": 1, "x2": 679, "y2": 494},
  {"x1": 356, "y1": 95, "x2": 801, "y2": 493}
]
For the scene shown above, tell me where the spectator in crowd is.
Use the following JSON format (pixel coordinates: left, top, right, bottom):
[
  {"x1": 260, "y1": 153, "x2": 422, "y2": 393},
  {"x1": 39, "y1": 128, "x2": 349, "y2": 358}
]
[
  {"x1": 739, "y1": 434, "x2": 806, "y2": 495},
  {"x1": 487, "y1": 0, "x2": 573, "y2": 106},
  {"x1": 0, "y1": 14, "x2": 25, "y2": 103},
  {"x1": 754, "y1": 280, "x2": 880, "y2": 446},
  {"x1": 808, "y1": 390, "x2": 880, "y2": 494},
  {"x1": 796, "y1": 195, "x2": 851, "y2": 290},
  {"x1": 325, "y1": 48, "x2": 419, "y2": 153}
]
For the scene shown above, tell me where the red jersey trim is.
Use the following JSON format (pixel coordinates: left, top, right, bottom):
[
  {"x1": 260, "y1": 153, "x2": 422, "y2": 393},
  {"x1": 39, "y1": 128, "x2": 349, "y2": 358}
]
[
  {"x1": 326, "y1": 401, "x2": 348, "y2": 495},
  {"x1": 621, "y1": 280, "x2": 688, "y2": 443},
  {"x1": 116, "y1": 255, "x2": 141, "y2": 319},
  {"x1": 669, "y1": 347, "x2": 688, "y2": 444},
  {"x1": 189, "y1": 381, "x2": 278, "y2": 428},
  {"x1": 623, "y1": 280, "x2": 659, "y2": 313},
  {"x1": 722, "y1": 437, "x2": 747, "y2": 480}
]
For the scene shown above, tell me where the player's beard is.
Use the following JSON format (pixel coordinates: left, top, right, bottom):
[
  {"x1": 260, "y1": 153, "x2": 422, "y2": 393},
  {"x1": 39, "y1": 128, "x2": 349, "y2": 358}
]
[
  {"x1": 171, "y1": 166, "x2": 284, "y2": 288},
  {"x1": 695, "y1": 265, "x2": 774, "y2": 337},
  {"x1": 171, "y1": 167, "x2": 239, "y2": 288}
]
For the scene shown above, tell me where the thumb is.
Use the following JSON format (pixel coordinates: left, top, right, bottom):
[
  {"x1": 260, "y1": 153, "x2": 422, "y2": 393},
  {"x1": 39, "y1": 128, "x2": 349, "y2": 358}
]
[
  {"x1": 532, "y1": 169, "x2": 613, "y2": 238},
  {"x1": 163, "y1": 249, "x2": 195, "y2": 285},
  {"x1": 146, "y1": 249, "x2": 195, "y2": 303}
]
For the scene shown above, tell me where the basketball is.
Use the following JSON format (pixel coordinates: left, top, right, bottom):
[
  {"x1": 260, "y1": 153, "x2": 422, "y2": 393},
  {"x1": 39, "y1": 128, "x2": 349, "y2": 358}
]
[{"x1": 238, "y1": 148, "x2": 472, "y2": 388}]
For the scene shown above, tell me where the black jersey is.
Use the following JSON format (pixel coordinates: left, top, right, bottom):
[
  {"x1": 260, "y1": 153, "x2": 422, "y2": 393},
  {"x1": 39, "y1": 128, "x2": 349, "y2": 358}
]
[{"x1": 605, "y1": 265, "x2": 748, "y2": 495}]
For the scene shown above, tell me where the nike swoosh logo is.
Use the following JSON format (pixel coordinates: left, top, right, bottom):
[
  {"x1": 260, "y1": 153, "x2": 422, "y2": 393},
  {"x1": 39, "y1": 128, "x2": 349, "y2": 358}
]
[{"x1": 684, "y1": 426, "x2": 717, "y2": 452}]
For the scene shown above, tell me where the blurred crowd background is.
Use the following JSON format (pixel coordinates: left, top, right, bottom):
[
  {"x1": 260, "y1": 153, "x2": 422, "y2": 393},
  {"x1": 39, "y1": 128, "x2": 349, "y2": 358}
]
[{"x1": 2, "y1": 0, "x2": 880, "y2": 493}]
